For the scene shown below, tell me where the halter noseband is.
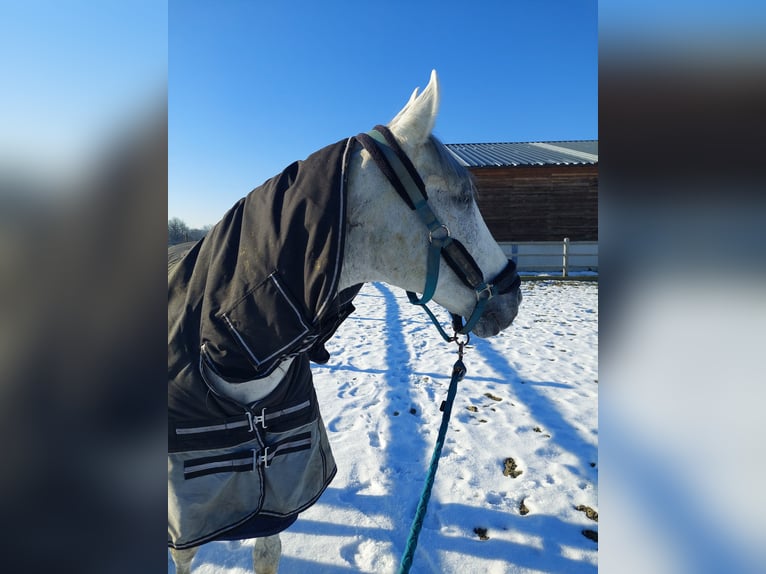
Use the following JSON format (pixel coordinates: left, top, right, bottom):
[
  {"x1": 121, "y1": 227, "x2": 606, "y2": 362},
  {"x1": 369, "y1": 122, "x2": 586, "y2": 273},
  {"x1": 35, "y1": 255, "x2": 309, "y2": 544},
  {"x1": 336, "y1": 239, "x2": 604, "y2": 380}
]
[{"x1": 355, "y1": 125, "x2": 520, "y2": 337}]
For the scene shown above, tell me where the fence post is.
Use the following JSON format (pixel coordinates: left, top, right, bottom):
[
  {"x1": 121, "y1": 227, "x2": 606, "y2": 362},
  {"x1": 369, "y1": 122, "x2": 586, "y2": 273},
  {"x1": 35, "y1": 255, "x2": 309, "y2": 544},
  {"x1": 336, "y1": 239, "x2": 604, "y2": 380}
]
[{"x1": 562, "y1": 237, "x2": 570, "y2": 277}]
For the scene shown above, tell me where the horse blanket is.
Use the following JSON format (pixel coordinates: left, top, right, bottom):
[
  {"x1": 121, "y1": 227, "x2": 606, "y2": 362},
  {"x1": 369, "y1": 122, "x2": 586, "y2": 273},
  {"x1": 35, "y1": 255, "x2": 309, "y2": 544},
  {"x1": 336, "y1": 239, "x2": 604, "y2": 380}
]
[{"x1": 168, "y1": 137, "x2": 361, "y2": 549}]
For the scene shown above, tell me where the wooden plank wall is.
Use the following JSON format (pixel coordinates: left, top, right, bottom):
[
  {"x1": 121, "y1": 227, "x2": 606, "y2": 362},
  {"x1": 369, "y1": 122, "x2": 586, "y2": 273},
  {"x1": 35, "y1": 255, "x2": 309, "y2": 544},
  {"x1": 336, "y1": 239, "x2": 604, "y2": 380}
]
[{"x1": 469, "y1": 165, "x2": 598, "y2": 242}]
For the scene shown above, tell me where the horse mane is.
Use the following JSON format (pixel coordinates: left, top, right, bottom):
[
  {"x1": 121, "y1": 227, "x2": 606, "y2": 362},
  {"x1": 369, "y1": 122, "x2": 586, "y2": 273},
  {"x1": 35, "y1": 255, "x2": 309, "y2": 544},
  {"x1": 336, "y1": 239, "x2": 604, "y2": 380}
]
[{"x1": 427, "y1": 135, "x2": 477, "y2": 201}]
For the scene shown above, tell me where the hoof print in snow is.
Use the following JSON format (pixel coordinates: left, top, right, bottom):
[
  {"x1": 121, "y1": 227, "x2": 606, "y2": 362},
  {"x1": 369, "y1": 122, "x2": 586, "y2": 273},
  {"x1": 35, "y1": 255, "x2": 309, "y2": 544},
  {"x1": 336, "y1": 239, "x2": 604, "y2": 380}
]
[
  {"x1": 576, "y1": 505, "x2": 598, "y2": 522},
  {"x1": 466, "y1": 405, "x2": 479, "y2": 412},
  {"x1": 582, "y1": 529, "x2": 598, "y2": 543},
  {"x1": 519, "y1": 499, "x2": 530, "y2": 516},
  {"x1": 483, "y1": 392, "x2": 502, "y2": 401},
  {"x1": 473, "y1": 527, "x2": 489, "y2": 541},
  {"x1": 503, "y1": 457, "x2": 523, "y2": 478},
  {"x1": 478, "y1": 419, "x2": 487, "y2": 423}
]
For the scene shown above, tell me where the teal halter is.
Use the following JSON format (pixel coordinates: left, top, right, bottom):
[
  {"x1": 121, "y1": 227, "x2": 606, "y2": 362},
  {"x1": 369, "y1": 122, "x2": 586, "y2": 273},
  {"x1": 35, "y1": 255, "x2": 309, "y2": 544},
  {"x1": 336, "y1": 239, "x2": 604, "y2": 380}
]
[{"x1": 356, "y1": 125, "x2": 520, "y2": 340}]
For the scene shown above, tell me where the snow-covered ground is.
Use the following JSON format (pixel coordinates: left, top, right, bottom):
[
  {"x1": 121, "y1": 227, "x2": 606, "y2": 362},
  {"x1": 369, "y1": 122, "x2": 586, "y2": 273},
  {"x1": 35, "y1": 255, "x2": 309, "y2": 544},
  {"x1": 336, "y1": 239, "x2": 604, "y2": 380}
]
[{"x1": 175, "y1": 279, "x2": 598, "y2": 573}]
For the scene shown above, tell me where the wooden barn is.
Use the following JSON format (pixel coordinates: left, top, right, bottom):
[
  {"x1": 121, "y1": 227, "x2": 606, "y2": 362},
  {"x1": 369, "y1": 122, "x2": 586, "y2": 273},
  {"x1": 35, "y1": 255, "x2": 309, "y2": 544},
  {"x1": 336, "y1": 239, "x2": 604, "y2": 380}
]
[
  {"x1": 445, "y1": 140, "x2": 598, "y2": 275},
  {"x1": 445, "y1": 140, "x2": 598, "y2": 241}
]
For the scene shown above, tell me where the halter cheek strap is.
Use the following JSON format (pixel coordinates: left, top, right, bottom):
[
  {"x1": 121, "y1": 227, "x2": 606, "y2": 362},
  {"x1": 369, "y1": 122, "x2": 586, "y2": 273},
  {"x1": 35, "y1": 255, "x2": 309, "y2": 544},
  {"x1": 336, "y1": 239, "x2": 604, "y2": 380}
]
[
  {"x1": 356, "y1": 127, "x2": 448, "y2": 306},
  {"x1": 355, "y1": 125, "x2": 520, "y2": 339}
]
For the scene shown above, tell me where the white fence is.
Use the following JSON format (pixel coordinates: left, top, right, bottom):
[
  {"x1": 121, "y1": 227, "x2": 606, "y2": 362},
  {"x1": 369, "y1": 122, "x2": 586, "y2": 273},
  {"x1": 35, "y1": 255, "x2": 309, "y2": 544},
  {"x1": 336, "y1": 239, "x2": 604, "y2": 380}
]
[{"x1": 499, "y1": 239, "x2": 598, "y2": 278}]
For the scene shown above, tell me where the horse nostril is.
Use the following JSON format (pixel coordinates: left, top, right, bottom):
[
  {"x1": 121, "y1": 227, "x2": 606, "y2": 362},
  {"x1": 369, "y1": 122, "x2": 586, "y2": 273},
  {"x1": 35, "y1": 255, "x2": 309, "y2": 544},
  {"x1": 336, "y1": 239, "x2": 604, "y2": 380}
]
[{"x1": 473, "y1": 315, "x2": 500, "y2": 338}]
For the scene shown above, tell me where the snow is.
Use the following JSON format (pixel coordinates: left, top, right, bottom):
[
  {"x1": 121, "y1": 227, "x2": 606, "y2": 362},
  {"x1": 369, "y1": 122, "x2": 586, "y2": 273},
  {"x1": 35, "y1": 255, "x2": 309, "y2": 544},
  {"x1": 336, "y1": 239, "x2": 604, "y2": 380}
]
[{"x1": 175, "y1": 280, "x2": 598, "y2": 573}]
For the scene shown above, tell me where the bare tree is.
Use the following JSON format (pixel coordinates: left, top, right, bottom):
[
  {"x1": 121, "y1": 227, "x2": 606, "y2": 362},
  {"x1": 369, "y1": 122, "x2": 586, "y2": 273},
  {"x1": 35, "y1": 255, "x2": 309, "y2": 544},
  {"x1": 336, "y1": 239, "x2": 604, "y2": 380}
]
[
  {"x1": 168, "y1": 219, "x2": 212, "y2": 245},
  {"x1": 168, "y1": 217, "x2": 189, "y2": 245}
]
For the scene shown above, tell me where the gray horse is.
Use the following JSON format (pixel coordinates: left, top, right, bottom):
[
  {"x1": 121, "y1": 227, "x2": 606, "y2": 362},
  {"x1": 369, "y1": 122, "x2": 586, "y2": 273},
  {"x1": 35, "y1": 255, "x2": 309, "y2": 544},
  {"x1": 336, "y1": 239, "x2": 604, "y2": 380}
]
[{"x1": 168, "y1": 70, "x2": 521, "y2": 573}]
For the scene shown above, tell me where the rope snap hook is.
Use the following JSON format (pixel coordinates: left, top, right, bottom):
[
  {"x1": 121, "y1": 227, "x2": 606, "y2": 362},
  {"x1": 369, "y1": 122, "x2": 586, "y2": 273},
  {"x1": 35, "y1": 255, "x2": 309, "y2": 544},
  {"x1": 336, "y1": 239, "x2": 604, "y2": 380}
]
[{"x1": 451, "y1": 331, "x2": 470, "y2": 361}]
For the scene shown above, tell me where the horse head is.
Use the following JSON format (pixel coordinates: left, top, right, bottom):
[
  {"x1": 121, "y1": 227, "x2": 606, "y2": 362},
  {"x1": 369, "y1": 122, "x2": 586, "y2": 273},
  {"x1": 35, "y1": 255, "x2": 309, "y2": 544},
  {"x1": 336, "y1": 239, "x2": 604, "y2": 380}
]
[{"x1": 342, "y1": 70, "x2": 522, "y2": 338}]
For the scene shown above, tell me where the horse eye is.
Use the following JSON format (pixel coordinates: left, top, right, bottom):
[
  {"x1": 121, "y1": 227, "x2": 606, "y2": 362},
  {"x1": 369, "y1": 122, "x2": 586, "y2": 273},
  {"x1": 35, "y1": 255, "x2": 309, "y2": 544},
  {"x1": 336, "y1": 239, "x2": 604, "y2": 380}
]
[
  {"x1": 436, "y1": 188, "x2": 473, "y2": 208},
  {"x1": 457, "y1": 189, "x2": 474, "y2": 206}
]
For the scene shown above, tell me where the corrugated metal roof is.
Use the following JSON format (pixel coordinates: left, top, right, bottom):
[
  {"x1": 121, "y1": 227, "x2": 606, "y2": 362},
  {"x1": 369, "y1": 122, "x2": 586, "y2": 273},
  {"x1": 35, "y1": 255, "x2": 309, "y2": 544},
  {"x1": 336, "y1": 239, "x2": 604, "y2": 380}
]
[{"x1": 445, "y1": 140, "x2": 598, "y2": 167}]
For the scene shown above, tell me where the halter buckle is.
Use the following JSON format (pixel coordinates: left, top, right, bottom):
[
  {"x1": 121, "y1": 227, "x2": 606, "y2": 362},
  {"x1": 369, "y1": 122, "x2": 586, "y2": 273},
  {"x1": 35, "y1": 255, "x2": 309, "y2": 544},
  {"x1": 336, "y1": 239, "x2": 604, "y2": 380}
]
[{"x1": 476, "y1": 283, "x2": 495, "y2": 302}]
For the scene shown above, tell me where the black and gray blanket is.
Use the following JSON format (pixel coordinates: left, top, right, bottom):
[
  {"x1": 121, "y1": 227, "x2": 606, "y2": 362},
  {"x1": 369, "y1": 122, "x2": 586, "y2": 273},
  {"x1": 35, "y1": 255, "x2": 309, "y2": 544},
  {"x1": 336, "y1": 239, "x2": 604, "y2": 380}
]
[{"x1": 168, "y1": 137, "x2": 361, "y2": 549}]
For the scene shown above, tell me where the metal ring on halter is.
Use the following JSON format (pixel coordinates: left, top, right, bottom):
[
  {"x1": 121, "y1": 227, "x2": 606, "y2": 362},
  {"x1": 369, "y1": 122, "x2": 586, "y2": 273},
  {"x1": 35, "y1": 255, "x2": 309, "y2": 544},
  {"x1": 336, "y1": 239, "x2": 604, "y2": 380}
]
[
  {"x1": 428, "y1": 224, "x2": 450, "y2": 244},
  {"x1": 451, "y1": 331, "x2": 470, "y2": 346}
]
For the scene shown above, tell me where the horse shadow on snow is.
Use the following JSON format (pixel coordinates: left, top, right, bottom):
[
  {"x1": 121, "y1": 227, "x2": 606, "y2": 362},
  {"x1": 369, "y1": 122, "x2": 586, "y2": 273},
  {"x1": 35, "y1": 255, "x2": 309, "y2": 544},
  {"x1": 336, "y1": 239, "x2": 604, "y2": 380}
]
[{"x1": 180, "y1": 282, "x2": 596, "y2": 573}]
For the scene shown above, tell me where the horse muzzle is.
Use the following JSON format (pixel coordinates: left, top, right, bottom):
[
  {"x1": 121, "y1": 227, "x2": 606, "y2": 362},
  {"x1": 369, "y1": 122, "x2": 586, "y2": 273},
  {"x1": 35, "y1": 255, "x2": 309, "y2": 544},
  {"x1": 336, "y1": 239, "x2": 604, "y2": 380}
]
[
  {"x1": 469, "y1": 285, "x2": 522, "y2": 338},
  {"x1": 449, "y1": 258, "x2": 521, "y2": 338}
]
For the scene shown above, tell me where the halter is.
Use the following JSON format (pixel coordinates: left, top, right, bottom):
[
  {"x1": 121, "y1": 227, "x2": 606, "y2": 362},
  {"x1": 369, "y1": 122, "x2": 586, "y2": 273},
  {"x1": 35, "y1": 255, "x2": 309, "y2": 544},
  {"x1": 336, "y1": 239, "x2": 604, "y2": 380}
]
[{"x1": 356, "y1": 125, "x2": 520, "y2": 339}]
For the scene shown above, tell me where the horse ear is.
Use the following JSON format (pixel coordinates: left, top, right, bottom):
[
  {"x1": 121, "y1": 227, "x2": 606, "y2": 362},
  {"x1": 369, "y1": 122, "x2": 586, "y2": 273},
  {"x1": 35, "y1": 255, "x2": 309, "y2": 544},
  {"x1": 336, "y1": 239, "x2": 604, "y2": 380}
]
[
  {"x1": 387, "y1": 87, "x2": 419, "y2": 127},
  {"x1": 406, "y1": 87, "x2": 420, "y2": 107},
  {"x1": 389, "y1": 70, "x2": 440, "y2": 146}
]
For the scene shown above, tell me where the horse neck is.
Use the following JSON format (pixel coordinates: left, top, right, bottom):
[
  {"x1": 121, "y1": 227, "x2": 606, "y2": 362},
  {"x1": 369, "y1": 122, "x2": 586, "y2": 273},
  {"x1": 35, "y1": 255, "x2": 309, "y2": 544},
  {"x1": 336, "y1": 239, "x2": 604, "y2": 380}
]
[{"x1": 337, "y1": 147, "x2": 429, "y2": 293}]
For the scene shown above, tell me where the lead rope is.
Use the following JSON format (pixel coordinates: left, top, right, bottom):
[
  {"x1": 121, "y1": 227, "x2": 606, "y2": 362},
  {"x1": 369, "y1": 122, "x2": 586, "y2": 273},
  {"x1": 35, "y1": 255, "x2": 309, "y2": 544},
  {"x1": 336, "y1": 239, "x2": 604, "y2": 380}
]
[{"x1": 397, "y1": 335, "x2": 468, "y2": 574}]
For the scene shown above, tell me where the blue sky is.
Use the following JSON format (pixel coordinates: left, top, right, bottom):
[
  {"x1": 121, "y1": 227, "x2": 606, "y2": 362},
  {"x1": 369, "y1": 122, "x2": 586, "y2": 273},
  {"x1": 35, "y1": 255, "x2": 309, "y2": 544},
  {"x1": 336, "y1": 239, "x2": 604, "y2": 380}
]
[
  {"x1": 169, "y1": 0, "x2": 597, "y2": 228},
  {"x1": 0, "y1": 1, "x2": 166, "y2": 177}
]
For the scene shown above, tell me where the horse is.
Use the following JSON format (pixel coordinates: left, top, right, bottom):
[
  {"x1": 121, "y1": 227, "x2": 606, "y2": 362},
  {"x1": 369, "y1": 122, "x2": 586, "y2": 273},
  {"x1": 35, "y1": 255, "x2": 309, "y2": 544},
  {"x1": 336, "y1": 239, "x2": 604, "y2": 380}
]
[{"x1": 168, "y1": 70, "x2": 522, "y2": 573}]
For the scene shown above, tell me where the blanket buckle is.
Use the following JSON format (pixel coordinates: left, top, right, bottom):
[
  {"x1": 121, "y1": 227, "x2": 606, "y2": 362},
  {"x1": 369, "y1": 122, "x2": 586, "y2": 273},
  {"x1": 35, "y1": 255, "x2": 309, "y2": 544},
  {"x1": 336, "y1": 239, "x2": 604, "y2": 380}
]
[
  {"x1": 246, "y1": 408, "x2": 268, "y2": 432},
  {"x1": 256, "y1": 446, "x2": 270, "y2": 469}
]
